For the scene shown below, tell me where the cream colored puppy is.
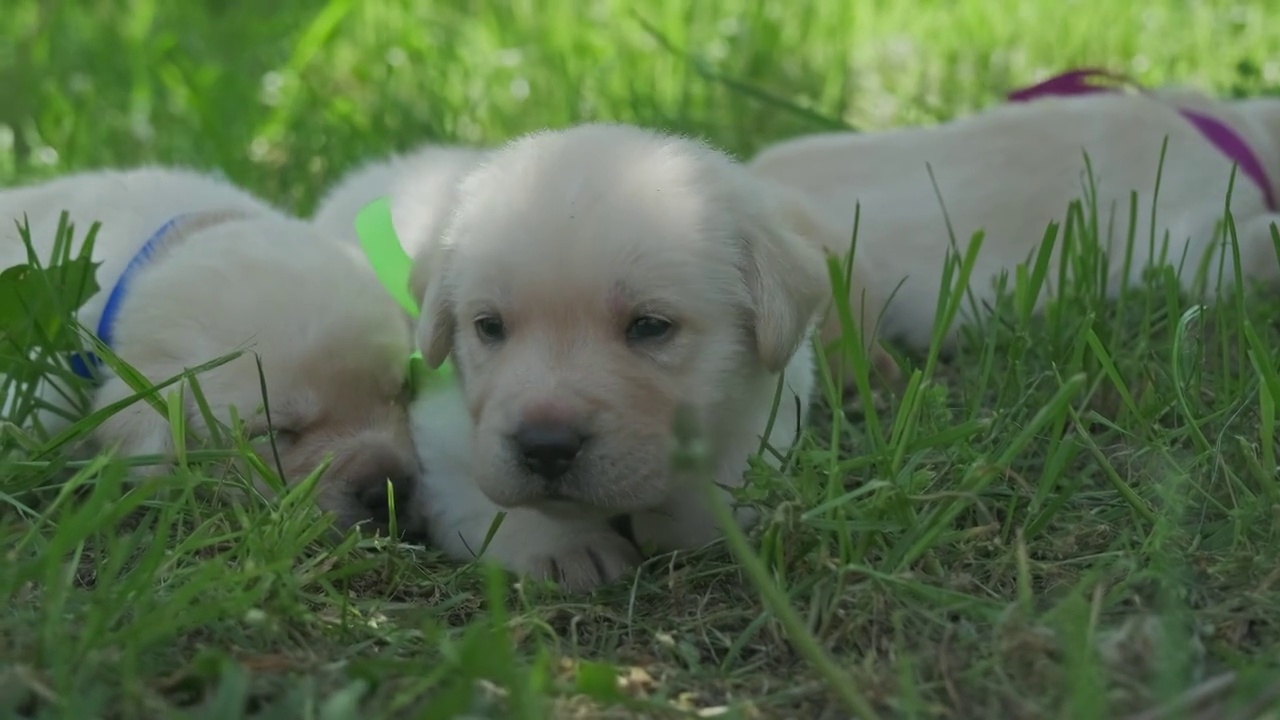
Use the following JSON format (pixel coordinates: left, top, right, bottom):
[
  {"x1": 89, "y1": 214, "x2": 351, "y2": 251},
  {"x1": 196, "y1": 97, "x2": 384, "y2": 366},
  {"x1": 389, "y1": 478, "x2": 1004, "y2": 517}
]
[
  {"x1": 405, "y1": 123, "x2": 882, "y2": 592},
  {"x1": 0, "y1": 167, "x2": 421, "y2": 534},
  {"x1": 317, "y1": 141, "x2": 896, "y2": 389},
  {"x1": 312, "y1": 144, "x2": 487, "y2": 254},
  {"x1": 750, "y1": 86, "x2": 1280, "y2": 352}
]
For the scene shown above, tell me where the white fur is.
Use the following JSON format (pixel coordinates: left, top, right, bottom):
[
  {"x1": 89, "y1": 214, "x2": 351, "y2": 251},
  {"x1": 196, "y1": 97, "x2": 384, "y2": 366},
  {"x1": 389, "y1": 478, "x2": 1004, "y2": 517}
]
[
  {"x1": 1, "y1": 167, "x2": 421, "y2": 533},
  {"x1": 750, "y1": 89, "x2": 1280, "y2": 351},
  {"x1": 312, "y1": 145, "x2": 488, "y2": 256},
  {"x1": 344, "y1": 125, "x2": 840, "y2": 592}
]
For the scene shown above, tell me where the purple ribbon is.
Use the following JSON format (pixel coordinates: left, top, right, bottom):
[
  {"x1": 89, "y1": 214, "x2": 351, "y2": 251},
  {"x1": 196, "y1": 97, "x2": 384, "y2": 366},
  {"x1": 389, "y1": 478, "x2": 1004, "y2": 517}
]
[{"x1": 1008, "y1": 68, "x2": 1277, "y2": 211}]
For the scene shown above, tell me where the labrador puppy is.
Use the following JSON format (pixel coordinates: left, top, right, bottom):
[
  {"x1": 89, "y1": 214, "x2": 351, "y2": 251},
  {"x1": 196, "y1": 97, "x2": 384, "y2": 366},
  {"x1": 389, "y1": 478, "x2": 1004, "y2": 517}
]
[
  {"x1": 0, "y1": 167, "x2": 421, "y2": 534},
  {"x1": 749, "y1": 82, "x2": 1280, "y2": 353},
  {"x1": 400, "y1": 123, "x2": 895, "y2": 592},
  {"x1": 316, "y1": 140, "x2": 896, "y2": 386}
]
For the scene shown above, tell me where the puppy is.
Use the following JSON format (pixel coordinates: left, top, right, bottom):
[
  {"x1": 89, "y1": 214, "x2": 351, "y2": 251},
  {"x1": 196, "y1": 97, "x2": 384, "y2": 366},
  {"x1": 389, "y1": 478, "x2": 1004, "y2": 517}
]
[
  {"x1": 314, "y1": 139, "x2": 896, "y2": 390},
  {"x1": 750, "y1": 83, "x2": 1280, "y2": 353},
  {"x1": 312, "y1": 144, "x2": 488, "y2": 254},
  {"x1": 401, "y1": 123, "x2": 894, "y2": 592},
  {"x1": 0, "y1": 167, "x2": 421, "y2": 534}
]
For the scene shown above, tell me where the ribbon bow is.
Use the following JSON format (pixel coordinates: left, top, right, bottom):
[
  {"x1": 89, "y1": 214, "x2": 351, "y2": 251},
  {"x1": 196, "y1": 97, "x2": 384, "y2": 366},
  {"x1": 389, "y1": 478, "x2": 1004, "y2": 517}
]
[{"x1": 355, "y1": 197, "x2": 453, "y2": 394}]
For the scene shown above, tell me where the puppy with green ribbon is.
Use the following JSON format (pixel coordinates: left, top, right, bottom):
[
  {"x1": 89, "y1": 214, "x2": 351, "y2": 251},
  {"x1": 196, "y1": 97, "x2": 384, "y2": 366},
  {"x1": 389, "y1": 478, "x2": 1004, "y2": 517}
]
[
  {"x1": 9, "y1": 166, "x2": 422, "y2": 536},
  {"x1": 348, "y1": 123, "x2": 839, "y2": 593}
]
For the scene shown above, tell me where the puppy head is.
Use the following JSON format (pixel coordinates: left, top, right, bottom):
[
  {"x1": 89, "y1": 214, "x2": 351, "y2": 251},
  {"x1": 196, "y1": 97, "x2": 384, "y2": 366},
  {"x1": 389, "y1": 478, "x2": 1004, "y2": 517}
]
[
  {"x1": 98, "y1": 217, "x2": 420, "y2": 534},
  {"x1": 410, "y1": 123, "x2": 829, "y2": 516}
]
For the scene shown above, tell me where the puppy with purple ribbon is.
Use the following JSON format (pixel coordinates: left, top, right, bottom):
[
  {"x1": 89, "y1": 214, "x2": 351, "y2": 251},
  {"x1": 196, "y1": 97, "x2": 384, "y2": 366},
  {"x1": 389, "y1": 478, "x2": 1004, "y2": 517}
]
[
  {"x1": 750, "y1": 70, "x2": 1280, "y2": 353},
  {"x1": 1, "y1": 167, "x2": 422, "y2": 535}
]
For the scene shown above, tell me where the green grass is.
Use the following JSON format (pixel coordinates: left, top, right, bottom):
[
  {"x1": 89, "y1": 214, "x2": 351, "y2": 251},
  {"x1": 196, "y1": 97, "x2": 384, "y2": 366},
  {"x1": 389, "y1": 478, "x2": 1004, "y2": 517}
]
[{"x1": 4, "y1": 0, "x2": 1280, "y2": 717}]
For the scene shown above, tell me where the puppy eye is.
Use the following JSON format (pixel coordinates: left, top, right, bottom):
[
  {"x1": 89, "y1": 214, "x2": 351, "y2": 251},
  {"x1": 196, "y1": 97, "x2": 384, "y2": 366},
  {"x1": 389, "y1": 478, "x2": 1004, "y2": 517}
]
[
  {"x1": 474, "y1": 314, "x2": 507, "y2": 343},
  {"x1": 251, "y1": 427, "x2": 298, "y2": 445},
  {"x1": 626, "y1": 315, "x2": 674, "y2": 343}
]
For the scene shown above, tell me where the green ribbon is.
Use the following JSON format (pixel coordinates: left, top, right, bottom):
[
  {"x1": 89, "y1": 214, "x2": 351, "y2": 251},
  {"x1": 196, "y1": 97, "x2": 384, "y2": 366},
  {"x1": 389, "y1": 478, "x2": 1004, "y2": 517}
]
[{"x1": 355, "y1": 197, "x2": 453, "y2": 394}]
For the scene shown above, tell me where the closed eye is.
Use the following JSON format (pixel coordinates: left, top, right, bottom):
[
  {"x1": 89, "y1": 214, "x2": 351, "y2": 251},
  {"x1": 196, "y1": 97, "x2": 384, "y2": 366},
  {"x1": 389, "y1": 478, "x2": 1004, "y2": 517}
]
[{"x1": 249, "y1": 426, "x2": 299, "y2": 445}]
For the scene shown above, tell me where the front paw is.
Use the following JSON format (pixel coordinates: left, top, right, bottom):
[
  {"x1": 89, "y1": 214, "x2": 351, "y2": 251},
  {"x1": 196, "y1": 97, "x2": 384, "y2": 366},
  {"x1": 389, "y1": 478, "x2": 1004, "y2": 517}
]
[{"x1": 512, "y1": 531, "x2": 642, "y2": 593}]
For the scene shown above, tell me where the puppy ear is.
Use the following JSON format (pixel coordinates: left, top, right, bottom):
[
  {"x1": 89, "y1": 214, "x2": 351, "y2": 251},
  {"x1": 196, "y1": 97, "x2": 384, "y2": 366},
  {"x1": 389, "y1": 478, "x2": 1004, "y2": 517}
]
[
  {"x1": 409, "y1": 241, "x2": 457, "y2": 369},
  {"x1": 798, "y1": 218, "x2": 900, "y2": 388},
  {"x1": 734, "y1": 171, "x2": 895, "y2": 383},
  {"x1": 731, "y1": 173, "x2": 839, "y2": 373}
]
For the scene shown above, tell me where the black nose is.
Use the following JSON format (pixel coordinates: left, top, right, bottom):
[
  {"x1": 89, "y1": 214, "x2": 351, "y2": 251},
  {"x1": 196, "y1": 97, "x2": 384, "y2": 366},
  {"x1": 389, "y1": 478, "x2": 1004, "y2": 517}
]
[
  {"x1": 513, "y1": 422, "x2": 586, "y2": 481},
  {"x1": 357, "y1": 473, "x2": 416, "y2": 525}
]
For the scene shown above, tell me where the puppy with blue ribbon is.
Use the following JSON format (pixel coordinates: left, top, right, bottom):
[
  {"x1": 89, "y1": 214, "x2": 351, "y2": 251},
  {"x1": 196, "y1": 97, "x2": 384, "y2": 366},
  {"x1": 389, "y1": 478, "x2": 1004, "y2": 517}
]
[{"x1": 1, "y1": 166, "x2": 424, "y2": 535}]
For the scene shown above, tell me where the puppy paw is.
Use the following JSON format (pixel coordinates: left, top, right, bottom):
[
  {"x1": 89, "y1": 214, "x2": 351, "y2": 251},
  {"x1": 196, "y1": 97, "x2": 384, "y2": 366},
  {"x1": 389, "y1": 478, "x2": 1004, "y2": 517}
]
[
  {"x1": 512, "y1": 531, "x2": 642, "y2": 593},
  {"x1": 435, "y1": 505, "x2": 644, "y2": 593}
]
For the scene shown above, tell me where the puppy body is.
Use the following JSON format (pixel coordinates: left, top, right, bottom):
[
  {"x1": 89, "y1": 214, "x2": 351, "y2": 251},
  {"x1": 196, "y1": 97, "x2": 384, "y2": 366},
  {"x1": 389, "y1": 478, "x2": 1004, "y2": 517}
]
[
  {"x1": 1, "y1": 167, "x2": 420, "y2": 532},
  {"x1": 405, "y1": 124, "x2": 838, "y2": 592},
  {"x1": 750, "y1": 89, "x2": 1280, "y2": 351},
  {"x1": 312, "y1": 145, "x2": 488, "y2": 255}
]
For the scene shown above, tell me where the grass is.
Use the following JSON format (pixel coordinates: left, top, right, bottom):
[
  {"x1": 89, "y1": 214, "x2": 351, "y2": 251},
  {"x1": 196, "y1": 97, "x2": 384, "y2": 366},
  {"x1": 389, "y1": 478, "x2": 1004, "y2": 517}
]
[{"x1": 3, "y1": 0, "x2": 1280, "y2": 717}]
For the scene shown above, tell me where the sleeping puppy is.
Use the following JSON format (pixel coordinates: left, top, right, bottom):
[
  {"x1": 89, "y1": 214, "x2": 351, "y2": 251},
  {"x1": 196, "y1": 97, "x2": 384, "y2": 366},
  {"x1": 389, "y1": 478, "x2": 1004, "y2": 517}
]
[
  {"x1": 750, "y1": 82, "x2": 1280, "y2": 353},
  {"x1": 312, "y1": 144, "x2": 488, "y2": 254},
  {"x1": 403, "y1": 123, "x2": 892, "y2": 592},
  {"x1": 0, "y1": 167, "x2": 421, "y2": 534}
]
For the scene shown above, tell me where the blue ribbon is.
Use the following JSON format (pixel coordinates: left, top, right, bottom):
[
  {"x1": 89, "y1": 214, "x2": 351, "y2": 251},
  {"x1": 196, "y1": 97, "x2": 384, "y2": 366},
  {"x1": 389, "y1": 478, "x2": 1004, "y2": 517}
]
[{"x1": 68, "y1": 215, "x2": 186, "y2": 382}]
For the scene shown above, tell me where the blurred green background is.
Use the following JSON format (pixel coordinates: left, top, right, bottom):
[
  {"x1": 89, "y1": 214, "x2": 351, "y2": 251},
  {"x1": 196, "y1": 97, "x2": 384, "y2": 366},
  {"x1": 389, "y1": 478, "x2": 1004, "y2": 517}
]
[{"x1": 4, "y1": 0, "x2": 1278, "y2": 212}]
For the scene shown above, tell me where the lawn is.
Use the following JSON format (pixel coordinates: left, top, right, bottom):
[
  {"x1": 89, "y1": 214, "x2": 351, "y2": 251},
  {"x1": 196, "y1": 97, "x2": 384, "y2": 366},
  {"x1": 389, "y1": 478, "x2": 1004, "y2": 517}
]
[{"x1": 3, "y1": 0, "x2": 1280, "y2": 718}]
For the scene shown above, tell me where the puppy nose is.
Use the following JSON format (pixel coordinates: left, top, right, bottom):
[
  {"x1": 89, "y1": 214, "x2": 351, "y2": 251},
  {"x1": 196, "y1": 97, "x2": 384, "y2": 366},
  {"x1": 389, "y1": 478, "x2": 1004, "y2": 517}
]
[
  {"x1": 357, "y1": 472, "x2": 416, "y2": 524},
  {"x1": 513, "y1": 422, "x2": 585, "y2": 481}
]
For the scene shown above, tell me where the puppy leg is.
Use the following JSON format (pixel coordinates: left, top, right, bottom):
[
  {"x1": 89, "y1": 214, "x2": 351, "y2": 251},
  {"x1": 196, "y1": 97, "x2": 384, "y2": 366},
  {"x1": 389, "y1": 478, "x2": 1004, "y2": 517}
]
[
  {"x1": 411, "y1": 386, "x2": 641, "y2": 593},
  {"x1": 630, "y1": 407, "x2": 800, "y2": 552},
  {"x1": 633, "y1": 346, "x2": 816, "y2": 552},
  {"x1": 423, "y1": 479, "x2": 642, "y2": 593},
  {"x1": 632, "y1": 484, "x2": 756, "y2": 553}
]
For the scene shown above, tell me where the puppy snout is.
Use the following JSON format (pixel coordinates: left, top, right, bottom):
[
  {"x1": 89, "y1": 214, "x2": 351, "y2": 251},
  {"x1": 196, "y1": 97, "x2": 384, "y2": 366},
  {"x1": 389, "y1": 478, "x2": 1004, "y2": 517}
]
[
  {"x1": 356, "y1": 471, "x2": 416, "y2": 524},
  {"x1": 512, "y1": 422, "x2": 587, "y2": 481}
]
